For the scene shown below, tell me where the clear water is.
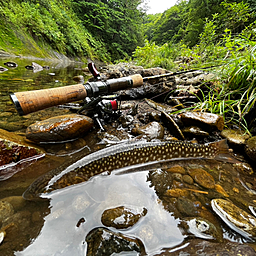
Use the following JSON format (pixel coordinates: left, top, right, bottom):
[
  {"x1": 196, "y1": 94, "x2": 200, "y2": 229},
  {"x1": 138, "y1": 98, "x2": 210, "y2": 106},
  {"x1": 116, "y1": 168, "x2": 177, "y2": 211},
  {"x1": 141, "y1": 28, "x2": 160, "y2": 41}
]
[{"x1": 0, "y1": 57, "x2": 256, "y2": 256}]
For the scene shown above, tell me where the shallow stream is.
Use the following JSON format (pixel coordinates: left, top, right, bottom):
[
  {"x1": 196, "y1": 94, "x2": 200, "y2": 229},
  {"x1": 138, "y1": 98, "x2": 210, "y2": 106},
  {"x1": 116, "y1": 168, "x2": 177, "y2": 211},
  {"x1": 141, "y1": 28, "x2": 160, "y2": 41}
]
[{"x1": 0, "y1": 57, "x2": 256, "y2": 256}]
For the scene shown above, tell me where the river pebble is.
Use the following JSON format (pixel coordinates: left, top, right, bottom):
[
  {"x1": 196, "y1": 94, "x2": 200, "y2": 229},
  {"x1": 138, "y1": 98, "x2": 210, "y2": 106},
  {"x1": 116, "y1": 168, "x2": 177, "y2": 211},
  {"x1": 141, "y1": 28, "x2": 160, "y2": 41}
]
[
  {"x1": 188, "y1": 168, "x2": 215, "y2": 189},
  {"x1": 166, "y1": 165, "x2": 186, "y2": 174},
  {"x1": 183, "y1": 174, "x2": 194, "y2": 185},
  {"x1": 165, "y1": 188, "x2": 189, "y2": 198},
  {"x1": 101, "y1": 206, "x2": 147, "y2": 229},
  {"x1": 177, "y1": 197, "x2": 197, "y2": 216}
]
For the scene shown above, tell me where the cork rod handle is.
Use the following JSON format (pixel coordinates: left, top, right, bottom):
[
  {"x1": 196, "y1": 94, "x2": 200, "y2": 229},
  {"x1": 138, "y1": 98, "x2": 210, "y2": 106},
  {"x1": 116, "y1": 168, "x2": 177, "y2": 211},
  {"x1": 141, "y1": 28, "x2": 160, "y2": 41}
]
[{"x1": 10, "y1": 84, "x2": 87, "y2": 116}]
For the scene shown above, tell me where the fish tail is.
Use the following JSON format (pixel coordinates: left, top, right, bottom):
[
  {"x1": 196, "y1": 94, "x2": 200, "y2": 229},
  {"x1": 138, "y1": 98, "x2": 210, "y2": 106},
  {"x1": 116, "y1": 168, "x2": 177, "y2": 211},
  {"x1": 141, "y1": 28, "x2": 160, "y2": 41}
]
[{"x1": 209, "y1": 139, "x2": 241, "y2": 164}]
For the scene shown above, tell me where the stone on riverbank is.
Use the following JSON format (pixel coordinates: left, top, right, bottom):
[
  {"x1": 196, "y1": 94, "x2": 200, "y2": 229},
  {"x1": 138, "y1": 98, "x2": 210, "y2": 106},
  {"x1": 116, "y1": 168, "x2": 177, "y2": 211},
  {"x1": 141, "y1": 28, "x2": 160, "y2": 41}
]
[
  {"x1": 180, "y1": 112, "x2": 224, "y2": 131},
  {"x1": 131, "y1": 121, "x2": 164, "y2": 139},
  {"x1": 26, "y1": 114, "x2": 94, "y2": 143},
  {"x1": 221, "y1": 129, "x2": 250, "y2": 145}
]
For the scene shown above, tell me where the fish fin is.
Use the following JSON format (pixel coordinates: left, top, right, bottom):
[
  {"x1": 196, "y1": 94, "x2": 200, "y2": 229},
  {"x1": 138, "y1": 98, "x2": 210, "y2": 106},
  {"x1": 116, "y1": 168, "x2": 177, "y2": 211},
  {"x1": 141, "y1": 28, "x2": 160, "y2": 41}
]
[{"x1": 208, "y1": 139, "x2": 241, "y2": 164}]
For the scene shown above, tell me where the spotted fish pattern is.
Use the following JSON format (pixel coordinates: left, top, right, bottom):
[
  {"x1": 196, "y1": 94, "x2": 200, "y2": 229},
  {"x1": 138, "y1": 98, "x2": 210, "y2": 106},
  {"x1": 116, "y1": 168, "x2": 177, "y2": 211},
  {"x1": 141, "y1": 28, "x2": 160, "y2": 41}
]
[{"x1": 23, "y1": 139, "x2": 239, "y2": 200}]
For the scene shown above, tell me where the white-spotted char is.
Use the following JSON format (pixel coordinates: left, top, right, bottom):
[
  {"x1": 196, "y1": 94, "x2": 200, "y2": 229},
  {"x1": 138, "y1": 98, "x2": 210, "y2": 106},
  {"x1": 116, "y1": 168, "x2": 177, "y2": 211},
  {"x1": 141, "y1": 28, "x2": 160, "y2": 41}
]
[{"x1": 23, "y1": 139, "x2": 239, "y2": 200}]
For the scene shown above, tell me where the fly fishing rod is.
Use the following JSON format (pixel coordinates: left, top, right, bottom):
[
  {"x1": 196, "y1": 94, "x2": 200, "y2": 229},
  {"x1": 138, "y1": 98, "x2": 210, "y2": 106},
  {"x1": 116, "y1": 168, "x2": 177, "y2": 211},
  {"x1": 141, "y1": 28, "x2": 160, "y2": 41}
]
[{"x1": 10, "y1": 63, "x2": 214, "y2": 116}]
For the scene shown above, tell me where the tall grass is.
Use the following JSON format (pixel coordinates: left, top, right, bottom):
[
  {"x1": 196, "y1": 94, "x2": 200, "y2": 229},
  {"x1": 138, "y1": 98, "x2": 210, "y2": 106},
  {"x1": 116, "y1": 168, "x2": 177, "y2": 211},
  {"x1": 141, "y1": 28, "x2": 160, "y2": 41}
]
[{"x1": 132, "y1": 6, "x2": 256, "y2": 132}]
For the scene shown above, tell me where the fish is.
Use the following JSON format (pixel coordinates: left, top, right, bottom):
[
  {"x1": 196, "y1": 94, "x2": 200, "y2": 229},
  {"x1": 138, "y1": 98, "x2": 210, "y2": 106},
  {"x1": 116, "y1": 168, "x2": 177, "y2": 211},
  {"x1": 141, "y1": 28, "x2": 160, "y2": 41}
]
[{"x1": 23, "y1": 139, "x2": 239, "y2": 200}]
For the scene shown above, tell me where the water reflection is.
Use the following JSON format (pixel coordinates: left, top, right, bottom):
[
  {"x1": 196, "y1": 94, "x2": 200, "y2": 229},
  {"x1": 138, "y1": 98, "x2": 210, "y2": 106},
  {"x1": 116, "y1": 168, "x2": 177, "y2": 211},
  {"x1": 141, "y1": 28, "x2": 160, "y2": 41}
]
[
  {"x1": 1, "y1": 57, "x2": 256, "y2": 255},
  {"x1": 0, "y1": 57, "x2": 87, "y2": 133},
  {"x1": 17, "y1": 171, "x2": 184, "y2": 256}
]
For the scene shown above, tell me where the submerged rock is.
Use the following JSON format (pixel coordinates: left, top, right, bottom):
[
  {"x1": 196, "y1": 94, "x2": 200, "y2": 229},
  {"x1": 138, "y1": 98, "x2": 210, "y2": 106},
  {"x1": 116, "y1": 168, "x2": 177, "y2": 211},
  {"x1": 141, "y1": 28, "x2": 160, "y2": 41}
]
[
  {"x1": 85, "y1": 227, "x2": 145, "y2": 256},
  {"x1": 26, "y1": 114, "x2": 94, "y2": 142},
  {"x1": 0, "y1": 201, "x2": 14, "y2": 222},
  {"x1": 180, "y1": 112, "x2": 224, "y2": 131},
  {"x1": 166, "y1": 165, "x2": 186, "y2": 174},
  {"x1": 188, "y1": 168, "x2": 215, "y2": 189},
  {"x1": 177, "y1": 197, "x2": 198, "y2": 217},
  {"x1": 211, "y1": 199, "x2": 256, "y2": 240},
  {"x1": 1, "y1": 196, "x2": 26, "y2": 212},
  {"x1": 101, "y1": 206, "x2": 147, "y2": 229}
]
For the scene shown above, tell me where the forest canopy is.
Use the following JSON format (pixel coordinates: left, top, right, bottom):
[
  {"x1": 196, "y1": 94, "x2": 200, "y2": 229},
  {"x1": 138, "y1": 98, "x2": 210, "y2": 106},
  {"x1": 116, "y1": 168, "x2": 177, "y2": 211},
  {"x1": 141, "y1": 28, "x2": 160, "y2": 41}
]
[{"x1": 0, "y1": 0, "x2": 256, "y2": 62}]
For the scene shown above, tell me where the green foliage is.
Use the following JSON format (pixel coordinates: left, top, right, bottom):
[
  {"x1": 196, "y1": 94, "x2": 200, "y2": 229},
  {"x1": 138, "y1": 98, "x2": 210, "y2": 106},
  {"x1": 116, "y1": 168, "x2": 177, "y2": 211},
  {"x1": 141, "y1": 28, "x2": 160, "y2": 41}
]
[
  {"x1": 0, "y1": 0, "x2": 99, "y2": 58},
  {"x1": 133, "y1": 40, "x2": 180, "y2": 69},
  {"x1": 72, "y1": 0, "x2": 144, "y2": 60},
  {"x1": 0, "y1": 0, "x2": 145, "y2": 60},
  {"x1": 133, "y1": 0, "x2": 256, "y2": 130}
]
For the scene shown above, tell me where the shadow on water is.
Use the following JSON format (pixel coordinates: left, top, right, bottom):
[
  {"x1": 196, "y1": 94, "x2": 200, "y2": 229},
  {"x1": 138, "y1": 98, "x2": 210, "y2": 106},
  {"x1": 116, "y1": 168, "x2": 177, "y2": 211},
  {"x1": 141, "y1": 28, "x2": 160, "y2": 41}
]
[{"x1": 1, "y1": 57, "x2": 256, "y2": 255}]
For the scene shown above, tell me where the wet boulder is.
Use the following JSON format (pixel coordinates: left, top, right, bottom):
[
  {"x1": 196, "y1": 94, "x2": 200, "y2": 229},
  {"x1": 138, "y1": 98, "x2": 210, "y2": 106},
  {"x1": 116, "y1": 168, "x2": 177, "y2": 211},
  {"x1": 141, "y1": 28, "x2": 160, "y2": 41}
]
[
  {"x1": 26, "y1": 114, "x2": 94, "y2": 143},
  {"x1": 101, "y1": 206, "x2": 147, "y2": 229},
  {"x1": 25, "y1": 62, "x2": 43, "y2": 72},
  {"x1": 85, "y1": 227, "x2": 145, "y2": 256},
  {"x1": 140, "y1": 67, "x2": 169, "y2": 78},
  {"x1": 245, "y1": 136, "x2": 256, "y2": 161},
  {"x1": 0, "y1": 129, "x2": 45, "y2": 180},
  {"x1": 131, "y1": 121, "x2": 164, "y2": 139},
  {"x1": 211, "y1": 199, "x2": 256, "y2": 240},
  {"x1": 180, "y1": 112, "x2": 224, "y2": 131}
]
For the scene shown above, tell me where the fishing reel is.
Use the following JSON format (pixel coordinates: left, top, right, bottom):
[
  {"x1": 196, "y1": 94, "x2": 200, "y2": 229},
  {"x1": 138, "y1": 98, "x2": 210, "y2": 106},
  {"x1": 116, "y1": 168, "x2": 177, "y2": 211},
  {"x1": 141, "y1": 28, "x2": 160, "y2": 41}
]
[
  {"x1": 77, "y1": 63, "x2": 122, "y2": 131},
  {"x1": 78, "y1": 94, "x2": 121, "y2": 131}
]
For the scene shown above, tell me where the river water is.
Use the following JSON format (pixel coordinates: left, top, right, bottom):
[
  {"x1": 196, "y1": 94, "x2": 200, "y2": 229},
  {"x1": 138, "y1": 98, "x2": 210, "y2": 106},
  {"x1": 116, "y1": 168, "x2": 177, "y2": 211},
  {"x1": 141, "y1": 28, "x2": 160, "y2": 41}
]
[{"x1": 0, "y1": 57, "x2": 256, "y2": 256}]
